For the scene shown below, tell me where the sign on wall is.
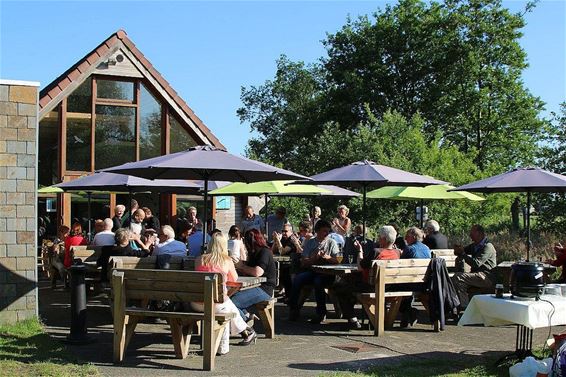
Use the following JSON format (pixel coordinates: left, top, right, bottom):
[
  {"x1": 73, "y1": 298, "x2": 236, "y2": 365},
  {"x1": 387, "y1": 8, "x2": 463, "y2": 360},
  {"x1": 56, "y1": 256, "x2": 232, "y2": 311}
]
[{"x1": 215, "y1": 196, "x2": 231, "y2": 210}]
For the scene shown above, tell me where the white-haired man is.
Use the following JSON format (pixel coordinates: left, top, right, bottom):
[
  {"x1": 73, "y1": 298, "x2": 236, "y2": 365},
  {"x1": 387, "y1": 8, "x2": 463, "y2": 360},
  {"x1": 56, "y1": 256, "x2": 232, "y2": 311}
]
[
  {"x1": 153, "y1": 225, "x2": 187, "y2": 257},
  {"x1": 92, "y1": 218, "x2": 115, "y2": 246},
  {"x1": 423, "y1": 220, "x2": 448, "y2": 250},
  {"x1": 112, "y1": 204, "x2": 125, "y2": 232}
]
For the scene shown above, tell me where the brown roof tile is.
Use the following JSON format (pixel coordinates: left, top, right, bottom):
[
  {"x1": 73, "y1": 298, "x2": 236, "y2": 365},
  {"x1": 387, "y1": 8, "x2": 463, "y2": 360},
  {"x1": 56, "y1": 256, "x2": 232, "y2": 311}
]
[{"x1": 39, "y1": 29, "x2": 224, "y2": 149}]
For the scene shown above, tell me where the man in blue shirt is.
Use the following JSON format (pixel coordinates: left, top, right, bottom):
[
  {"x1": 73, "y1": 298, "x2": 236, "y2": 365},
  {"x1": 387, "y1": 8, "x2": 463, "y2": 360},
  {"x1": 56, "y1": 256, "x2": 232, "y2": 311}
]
[
  {"x1": 153, "y1": 225, "x2": 187, "y2": 257},
  {"x1": 187, "y1": 223, "x2": 210, "y2": 257},
  {"x1": 400, "y1": 227, "x2": 431, "y2": 327}
]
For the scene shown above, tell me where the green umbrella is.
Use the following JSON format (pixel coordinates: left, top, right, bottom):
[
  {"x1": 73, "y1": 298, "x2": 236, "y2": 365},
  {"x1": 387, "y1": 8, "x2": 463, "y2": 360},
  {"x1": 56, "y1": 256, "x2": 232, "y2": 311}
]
[
  {"x1": 367, "y1": 184, "x2": 485, "y2": 227},
  {"x1": 38, "y1": 185, "x2": 64, "y2": 194},
  {"x1": 367, "y1": 184, "x2": 485, "y2": 201}
]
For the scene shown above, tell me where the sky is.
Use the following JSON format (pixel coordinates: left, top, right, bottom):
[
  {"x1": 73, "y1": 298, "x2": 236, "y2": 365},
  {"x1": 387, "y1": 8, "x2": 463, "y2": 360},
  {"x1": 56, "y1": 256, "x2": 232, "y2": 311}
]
[{"x1": 1, "y1": 1, "x2": 564, "y2": 156}]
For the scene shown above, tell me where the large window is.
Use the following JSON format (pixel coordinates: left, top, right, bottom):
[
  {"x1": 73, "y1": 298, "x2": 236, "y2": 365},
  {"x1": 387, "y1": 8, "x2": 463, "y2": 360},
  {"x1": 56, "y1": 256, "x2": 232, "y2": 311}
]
[
  {"x1": 38, "y1": 107, "x2": 59, "y2": 186},
  {"x1": 139, "y1": 84, "x2": 162, "y2": 160},
  {"x1": 66, "y1": 79, "x2": 92, "y2": 171},
  {"x1": 95, "y1": 105, "x2": 136, "y2": 169},
  {"x1": 170, "y1": 114, "x2": 197, "y2": 153}
]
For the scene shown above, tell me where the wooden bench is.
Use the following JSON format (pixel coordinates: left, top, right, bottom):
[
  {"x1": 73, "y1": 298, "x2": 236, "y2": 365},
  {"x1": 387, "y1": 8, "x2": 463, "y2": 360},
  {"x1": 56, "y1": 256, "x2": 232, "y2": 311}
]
[
  {"x1": 112, "y1": 269, "x2": 233, "y2": 371},
  {"x1": 357, "y1": 258, "x2": 434, "y2": 336},
  {"x1": 251, "y1": 260, "x2": 279, "y2": 339}
]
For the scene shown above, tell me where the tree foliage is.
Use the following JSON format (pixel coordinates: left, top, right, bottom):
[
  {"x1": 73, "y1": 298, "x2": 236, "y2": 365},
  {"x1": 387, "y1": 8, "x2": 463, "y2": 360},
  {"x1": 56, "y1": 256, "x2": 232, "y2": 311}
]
[{"x1": 238, "y1": 0, "x2": 553, "y2": 234}]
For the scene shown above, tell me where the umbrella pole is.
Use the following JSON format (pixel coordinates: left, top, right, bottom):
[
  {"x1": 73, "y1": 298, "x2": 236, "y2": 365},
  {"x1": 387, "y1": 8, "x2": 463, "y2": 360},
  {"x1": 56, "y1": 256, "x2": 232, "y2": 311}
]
[
  {"x1": 202, "y1": 179, "x2": 209, "y2": 253},
  {"x1": 265, "y1": 193, "x2": 269, "y2": 236},
  {"x1": 362, "y1": 184, "x2": 367, "y2": 240},
  {"x1": 420, "y1": 199, "x2": 424, "y2": 228},
  {"x1": 128, "y1": 190, "x2": 132, "y2": 231},
  {"x1": 526, "y1": 191, "x2": 531, "y2": 261},
  {"x1": 87, "y1": 192, "x2": 92, "y2": 241}
]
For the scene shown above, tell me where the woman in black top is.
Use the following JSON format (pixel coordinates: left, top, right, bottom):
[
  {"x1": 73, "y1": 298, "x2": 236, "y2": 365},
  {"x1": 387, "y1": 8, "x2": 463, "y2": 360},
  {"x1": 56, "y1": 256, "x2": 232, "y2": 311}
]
[{"x1": 231, "y1": 229, "x2": 276, "y2": 333}]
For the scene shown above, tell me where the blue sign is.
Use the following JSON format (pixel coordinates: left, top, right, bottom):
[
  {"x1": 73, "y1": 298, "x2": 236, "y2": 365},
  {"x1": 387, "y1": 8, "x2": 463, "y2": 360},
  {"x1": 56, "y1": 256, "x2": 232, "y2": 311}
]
[{"x1": 215, "y1": 196, "x2": 231, "y2": 210}]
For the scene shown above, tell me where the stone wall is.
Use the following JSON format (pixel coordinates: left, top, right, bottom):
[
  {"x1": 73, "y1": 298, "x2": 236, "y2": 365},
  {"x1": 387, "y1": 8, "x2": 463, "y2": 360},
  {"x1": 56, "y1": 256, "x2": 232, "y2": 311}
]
[{"x1": 0, "y1": 80, "x2": 39, "y2": 324}]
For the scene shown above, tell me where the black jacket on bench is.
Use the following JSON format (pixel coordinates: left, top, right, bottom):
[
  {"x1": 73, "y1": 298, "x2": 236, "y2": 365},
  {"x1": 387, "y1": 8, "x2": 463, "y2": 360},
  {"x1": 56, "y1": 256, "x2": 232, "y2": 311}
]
[{"x1": 425, "y1": 258, "x2": 460, "y2": 330}]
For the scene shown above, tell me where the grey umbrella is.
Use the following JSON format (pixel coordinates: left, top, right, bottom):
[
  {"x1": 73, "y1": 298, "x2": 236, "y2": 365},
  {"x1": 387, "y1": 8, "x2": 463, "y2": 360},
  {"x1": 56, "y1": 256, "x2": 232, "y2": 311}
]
[
  {"x1": 300, "y1": 160, "x2": 446, "y2": 238},
  {"x1": 55, "y1": 172, "x2": 203, "y2": 238},
  {"x1": 101, "y1": 145, "x2": 308, "y2": 247},
  {"x1": 451, "y1": 167, "x2": 566, "y2": 260}
]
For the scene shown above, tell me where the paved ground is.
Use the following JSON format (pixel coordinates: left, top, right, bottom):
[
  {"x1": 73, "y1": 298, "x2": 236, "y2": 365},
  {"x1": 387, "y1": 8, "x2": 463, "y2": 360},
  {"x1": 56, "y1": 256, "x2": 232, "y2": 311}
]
[{"x1": 38, "y1": 279, "x2": 563, "y2": 377}]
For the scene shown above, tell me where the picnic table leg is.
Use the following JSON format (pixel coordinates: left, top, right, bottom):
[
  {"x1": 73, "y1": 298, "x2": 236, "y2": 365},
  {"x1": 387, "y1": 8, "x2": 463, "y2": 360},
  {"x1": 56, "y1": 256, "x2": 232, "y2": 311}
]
[
  {"x1": 203, "y1": 276, "x2": 216, "y2": 371},
  {"x1": 112, "y1": 271, "x2": 127, "y2": 362},
  {"x1": 385, "y1": 297, "x2": 402, "y2": 328},
  {"x1": 170, "y1": 318, "x2": 191, "y2": 359},
  {"x1": 257, "y1": 302, "x2": 275, "y2": 339},
  {"x1": 124, "y1": 315, "x2": 140, "y2": 351}
]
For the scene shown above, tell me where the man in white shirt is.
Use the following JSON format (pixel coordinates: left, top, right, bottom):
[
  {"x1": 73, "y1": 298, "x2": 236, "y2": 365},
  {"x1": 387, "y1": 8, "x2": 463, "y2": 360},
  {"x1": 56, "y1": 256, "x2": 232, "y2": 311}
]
[
  {"x1": 91, "y1": 218, "x2": 115, "y2": 246},
  {"x1": 153, "y1": 225, "x2": 187, "y2": 257}
]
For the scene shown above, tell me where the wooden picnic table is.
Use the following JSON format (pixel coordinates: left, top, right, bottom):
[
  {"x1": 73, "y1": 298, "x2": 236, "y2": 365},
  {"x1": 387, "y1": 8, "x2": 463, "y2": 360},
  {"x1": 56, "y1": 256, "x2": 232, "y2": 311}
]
[
  {"x1": 273, "y1": 255, "x2": 291, "y2": 265},
  {"x1": 312, "y1": 264, "x2": 359, "y2": 276}
]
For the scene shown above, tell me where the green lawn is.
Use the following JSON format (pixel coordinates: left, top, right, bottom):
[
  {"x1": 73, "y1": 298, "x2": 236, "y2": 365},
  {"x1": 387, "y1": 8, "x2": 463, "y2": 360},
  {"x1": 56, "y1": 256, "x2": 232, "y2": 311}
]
[{"x1": 0, "y1": 317, "x2": 98, "y2": 377}]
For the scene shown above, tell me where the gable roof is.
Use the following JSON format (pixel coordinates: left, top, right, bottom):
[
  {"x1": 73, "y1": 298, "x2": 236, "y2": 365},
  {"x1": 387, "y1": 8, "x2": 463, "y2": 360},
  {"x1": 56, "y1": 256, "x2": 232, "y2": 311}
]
[{"x1": 39, "y1": 29, "x2": 224, "y2": 149}]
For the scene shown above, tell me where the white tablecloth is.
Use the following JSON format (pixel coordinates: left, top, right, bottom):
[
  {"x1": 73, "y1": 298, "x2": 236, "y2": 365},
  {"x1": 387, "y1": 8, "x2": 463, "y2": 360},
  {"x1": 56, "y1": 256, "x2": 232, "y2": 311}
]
[{"x1": 458, "y1": 294, "x2": 566, "y2": 329}]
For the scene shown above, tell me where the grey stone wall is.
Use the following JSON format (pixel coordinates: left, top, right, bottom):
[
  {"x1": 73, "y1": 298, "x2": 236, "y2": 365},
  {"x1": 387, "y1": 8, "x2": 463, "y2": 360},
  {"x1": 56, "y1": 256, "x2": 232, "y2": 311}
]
[{"x1": 0, "y1": 80, "x2": 39, "y2": 324}]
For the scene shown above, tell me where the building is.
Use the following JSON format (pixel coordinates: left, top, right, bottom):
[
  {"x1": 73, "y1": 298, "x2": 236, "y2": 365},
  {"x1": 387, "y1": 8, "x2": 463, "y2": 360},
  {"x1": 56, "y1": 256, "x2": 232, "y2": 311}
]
[{"x1": 37, "y1": 29, "x2": 242, "y2": 233}]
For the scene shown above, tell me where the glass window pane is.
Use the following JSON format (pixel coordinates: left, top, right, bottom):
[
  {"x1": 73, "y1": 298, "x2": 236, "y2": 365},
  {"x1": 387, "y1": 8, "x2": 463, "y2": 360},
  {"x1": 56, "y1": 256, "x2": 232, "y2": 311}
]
[
  {"x1": 95, "y1": 105, "x2": 136, "y2": 169},
  {"x1": 66, "y1": 81, "x2": 92, "y2": 172},
  {"x1": 140, "y1": 84, "x2": 162, "y2": 160},
  {"x1": 39, "y1": 108, "x2": 59, "y2": 186},
  {"x1": 67, "y1": 79, "x2": 91, "y2": 113},
  {"x1": 96, "y1": 79, "x2": 134, "y2": 101},
  {"x1": 170, "y1": 114, "x2": 197, "y2": 153}
]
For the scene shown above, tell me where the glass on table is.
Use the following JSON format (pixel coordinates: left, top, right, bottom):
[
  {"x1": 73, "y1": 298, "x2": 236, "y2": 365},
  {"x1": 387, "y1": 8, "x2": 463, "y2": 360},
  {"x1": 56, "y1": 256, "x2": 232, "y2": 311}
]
[{"x1": 336, "y1": 251, "x2": 343, "y2": 264}]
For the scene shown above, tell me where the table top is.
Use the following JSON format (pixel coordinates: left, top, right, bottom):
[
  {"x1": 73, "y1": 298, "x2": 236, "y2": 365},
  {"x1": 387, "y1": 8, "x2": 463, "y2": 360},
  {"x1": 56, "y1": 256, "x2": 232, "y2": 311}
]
[
  {"x1": 497, "y1": 261, "x2": 557, "y2": 271},
  {"x1": 458, "y1": 294, "x2": 566, "y2": 329},
  {"x1": 312, "y1": 264, "x2": 359, "y2": 275},
  {"x1": 237, "y1": 276, "x2": 266, "y2": 289},
  {"x1": 273, "y1": 255, "x2": 291, "y2": 263}
]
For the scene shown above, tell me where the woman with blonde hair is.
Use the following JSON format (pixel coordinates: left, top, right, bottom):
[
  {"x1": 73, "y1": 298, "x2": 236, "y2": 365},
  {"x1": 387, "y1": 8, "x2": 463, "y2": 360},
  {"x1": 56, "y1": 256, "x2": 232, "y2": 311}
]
[
  {"x1": 193, "y1": 233, "x2": 256, "y2": 355},
  {"x1": 332, "y1": 205, "x2": 351, "y2": 236}
]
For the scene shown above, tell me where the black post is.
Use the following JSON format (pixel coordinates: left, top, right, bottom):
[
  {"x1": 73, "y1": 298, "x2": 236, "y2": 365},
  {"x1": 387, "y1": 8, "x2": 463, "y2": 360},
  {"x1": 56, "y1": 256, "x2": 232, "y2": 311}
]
[
  {"x1": 202, "y1": 178, "x2": 209, "y2": 253},
  {"x1": 526, "y1": 191, "x2": 531, "y2": 261},
  {"x1": 419, "y1": 199, "x2": 424, "y2": 228},
  {"x1": 87, "y1": 192, "x2": 92, "y2": 241},
  {"x1": 362, "y1": 184, "x2": 367, "y2": 240},
  {"x1": 264, "y1": 193, "x2": 269, "y2": 236},
  {"x1": 65, "y1": 264, "x2": 92, "y2": 344}
]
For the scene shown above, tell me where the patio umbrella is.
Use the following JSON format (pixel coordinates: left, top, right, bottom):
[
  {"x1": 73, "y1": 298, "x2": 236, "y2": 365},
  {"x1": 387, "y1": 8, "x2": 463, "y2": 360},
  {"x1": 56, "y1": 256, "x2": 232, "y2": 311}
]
[
  {"x1": 101, "y1": 145, "x2": 308, "y2": 247},
  {"x1": 301, "y1": 160, "x2": 446, "y2": 238},
  {"x1": 367, "y1": 184, "x2": 485, "y2": 227},
  {"x1": 450, "y1": 167, "x2": 566, "y2": 260},
  {"x1": 38, "y1": 185, "x2": 64, "y2": 194},
  {"x1": 55, "y1": 172, "x2": 203, "y2": 238}
]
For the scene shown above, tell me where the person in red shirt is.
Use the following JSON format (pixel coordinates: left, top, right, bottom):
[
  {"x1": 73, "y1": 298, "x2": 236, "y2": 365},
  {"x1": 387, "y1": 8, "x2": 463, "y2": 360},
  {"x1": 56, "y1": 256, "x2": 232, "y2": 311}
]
[
  {"x1": 63, "y1": 222, "x2": 88, "y2": 268},
  {"x1": 333, "y1": 225, "x2": 400, "y2": 329},
  {"x1": 546, "y1": 243, "x2": 566, "y2": 283}
]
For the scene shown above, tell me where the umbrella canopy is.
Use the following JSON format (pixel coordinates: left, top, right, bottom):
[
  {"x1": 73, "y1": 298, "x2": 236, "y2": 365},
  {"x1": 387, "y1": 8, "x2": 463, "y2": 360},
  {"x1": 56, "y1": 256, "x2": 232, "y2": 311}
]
[
  {"x1": 55, "y1": 172, "x2": 202, "y2": 194},
  {"x1": 102, "y1": 145, "x2": 308, "y2": 248},
  {"x1": 304, "y1": 160, "x2": 446, "y2": 238},
  {"x1": 367, "y1": 184, "x2": 485, "y2": 201},
  {"x1": 209, "y1": 180, "x2": 331, "y2": 196},
  {"x1": 38, "y1": 185, "x2": 63, "y2": 194},
  {"x1": 451, "y1": 167, "x2": 566, "y2": 260}
]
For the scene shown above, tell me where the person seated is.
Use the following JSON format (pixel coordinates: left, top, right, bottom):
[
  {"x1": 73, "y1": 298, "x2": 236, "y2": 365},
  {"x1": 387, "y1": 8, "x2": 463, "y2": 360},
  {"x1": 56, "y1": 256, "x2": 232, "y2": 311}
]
[
  {"x1": 332, "y1": 205, "x2": 351, "y2": 236},
  {"x1": 97, "y1": 228, "x2": 151, "y2": 281},
  {"x1": 64, "y1": 222, "x2": 88, "y2": 268},
  {"x1": 91, "y1": 218, "x2": 115, "y2": 246},
  {"x1": 423, "y1": 219, "x2": 448, "y2": 250},
  {"x1": 93, "y1": 219, "x2": 105, "y2": 235},
  {"x1": 334, "y1": 225, "x2": 400, "y2": 329},
  {"x1": 451, "y1": 224, "x2": 497, "y2": 310},
  {"x1": 399, "y1": 227, "x2": 431, "y2": 327},
  {"x1": 142, "y1": 206, "x2": 160, "y2": 232},
  {"x1": 298, "y1": 221, "x2": 314, "y2": 245},
  {"x1": 329, "y1": 230, "x2": 345, "y2": 251},
  {"x1": 266, "y1": 207, "x2": 289, "y2": 243},
  {"x1": 287, "y1": 220, "x2": 340, "y2": 324},
  {"x1": 227, "y1": 225, "x2": 247, "y2": 263},
  {"x1": 545, "y1": 242, "x2": 566, "y2": 283},
  {"x1": 192, "y1": 233, "x2": 257, "y2": 354},
  {"x1": 187, "y1": 223, "x2": 211, "y2": 257},
  {"x1": 402, "y1": 227, "x2": 431, "y2": 259},
  {"x1": 231, "y1": 229, "x2": 277, "y2": 325},
  {"x1": 343, "y1": 225, "x2": 364, "y2": 263},
  {"x1": 389, "y1": 223, "x2": 407, "y2": 251},
  {"x1": 175, "y1": 223, "x2": 193, "y2": 246},
  {"x1": 153, "y1": 225, "x2": 187, "y2": 257}
]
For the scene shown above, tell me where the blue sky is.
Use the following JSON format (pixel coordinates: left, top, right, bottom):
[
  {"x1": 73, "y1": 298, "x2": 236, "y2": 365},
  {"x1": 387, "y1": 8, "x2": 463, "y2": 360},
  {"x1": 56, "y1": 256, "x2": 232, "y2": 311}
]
[{"x1": 1, "y1": 1, "x2": 564, "y2": 155}]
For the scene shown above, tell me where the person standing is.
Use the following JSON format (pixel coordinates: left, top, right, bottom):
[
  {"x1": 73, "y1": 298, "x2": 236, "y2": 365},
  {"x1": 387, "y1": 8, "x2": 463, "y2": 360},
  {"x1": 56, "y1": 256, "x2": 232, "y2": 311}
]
[
  {"x1": 91, "y1": 218, "x2": 115, "y2": 246},
  {"x1": 332, "y1": 205, "x2": 351, "y2": 237},
  {"x1": 240, "y1": 206, "x2": 264, "y2": 234},
  {"x1": 112, "y1": 204, "x2": 125, "y2": 232},
  {"x1": 265, "y1": 207, "x2": 289, "y2": 243},
  {"x1": 423, "y1": 220, "x2": 448, "y2": 250},
  {"x1": 142, "y1": 207, "x2": 160, "y2": 232}
]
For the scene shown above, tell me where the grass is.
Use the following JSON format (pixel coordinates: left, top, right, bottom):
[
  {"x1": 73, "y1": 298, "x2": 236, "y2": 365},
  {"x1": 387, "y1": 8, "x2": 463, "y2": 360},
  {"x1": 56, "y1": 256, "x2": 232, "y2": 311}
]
[
  {"x1": 0, "y1": 317, "x2": 99, "y2": 377},
  {"x1": 322, "y1": 358, "x2": 507, "y2": 377}
]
